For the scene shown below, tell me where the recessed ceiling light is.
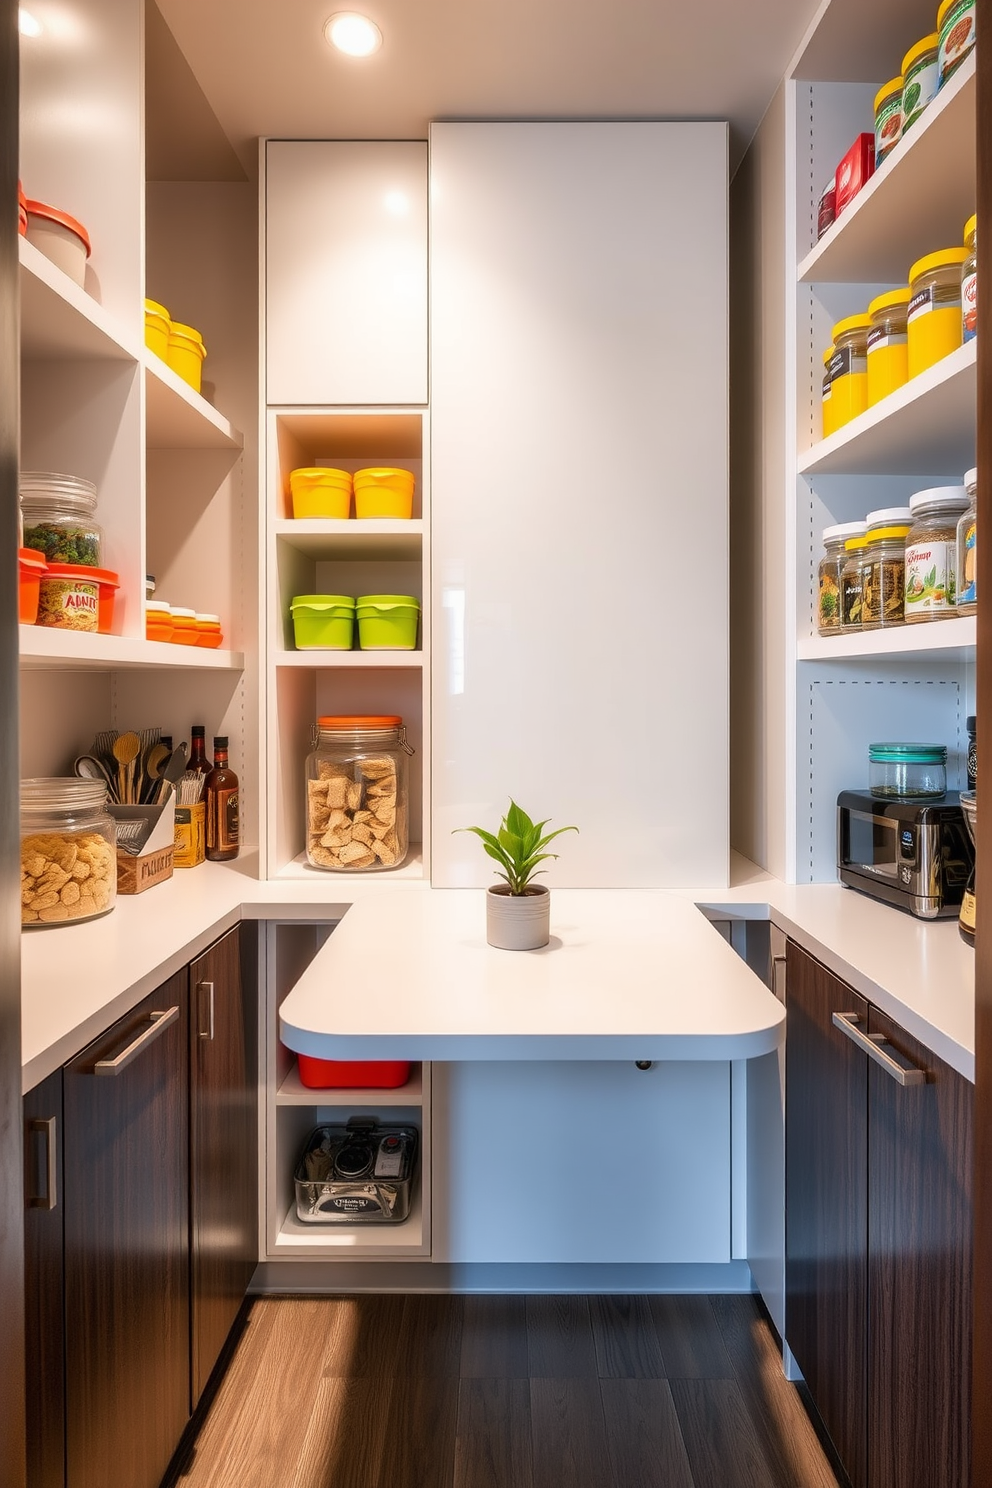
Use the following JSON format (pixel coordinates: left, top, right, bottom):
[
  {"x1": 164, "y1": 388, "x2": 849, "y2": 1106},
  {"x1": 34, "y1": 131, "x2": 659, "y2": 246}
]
[
  {"x1": 323, "y1": 12, "x2": 382, "y2": 57},
  {"x1": 19, "y1": 8, "x2": 42, "y2": 35}
]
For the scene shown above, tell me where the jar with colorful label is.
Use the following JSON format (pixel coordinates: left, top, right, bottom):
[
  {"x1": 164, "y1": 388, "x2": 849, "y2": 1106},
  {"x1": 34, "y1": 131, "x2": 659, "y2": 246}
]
[
  {"x1": 907, "y1": 247, "x2": 968, "y2": 376},
  {"x1": 829, "y1": 315, "x2": 871, "y2": 428},
  {"x1": 841, "y1": 533, "x2": 869, "y2": 630},
  {"x1": 862, "y1": 508, "x2": 912, "y2": 630},
  {"x1": 937, "y1": 0, "x2": 976, "y2": 87},
  {"x1": 866, "y1": 288, "x2": 910, "y2": 405},
  {"x1": 956, "y1": 467, "x2": 977, "y2": 614},
  {"x1": 36, "y1": 564, "x2": 100, "y2": 632},
  {"x1": 962, "y1": 214, "x2": 977, "y2": 342},
  {"x1": 821, "y1": 348, "x2": 836, "y2": 438},
  {"x1": 904, "y1": 485, "x2": 969, "y2": 622},
  {"x1": 818, "y1": 523, "x2": 865, "y2": 634},
  {"x1": 901, "y1": 35, "x2": 939, "y2": 130},
  {"x1": 874, "y1": 76, "x2": 903, "y2": 163}
]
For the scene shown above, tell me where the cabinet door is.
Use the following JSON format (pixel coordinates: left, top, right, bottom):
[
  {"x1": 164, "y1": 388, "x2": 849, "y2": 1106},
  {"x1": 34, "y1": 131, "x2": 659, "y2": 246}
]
[
  {"x1": 265, "y1": 140, "x2": 428, "y2": 406},
  {"x1": 63, "y1": 976, "x2": 189, "y2": 1488},
  {"x1": 24, "y1": 1070, "x2": 65, "y2": 1488},
  {"x1": 867, "y1": 1008, "x2": 972, "y2": 1488},
  {"x1": 784, "y1": 942, "x2": 868, "y2": 1488},
  {"x1": 189, "y1": 925, "x2": 258, "y2": 1404}
]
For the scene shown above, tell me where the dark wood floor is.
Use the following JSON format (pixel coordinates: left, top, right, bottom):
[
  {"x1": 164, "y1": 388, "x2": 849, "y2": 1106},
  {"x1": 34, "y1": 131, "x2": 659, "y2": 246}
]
[{"x1": 174, "y1": 1294, "x2": 841, "y2": 1488}]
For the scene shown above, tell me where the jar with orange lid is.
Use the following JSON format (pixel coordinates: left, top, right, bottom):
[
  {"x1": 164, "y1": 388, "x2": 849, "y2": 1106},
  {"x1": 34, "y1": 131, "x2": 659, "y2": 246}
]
[
  {"x1": 867, "y1": 288, "x2": 910, "y2": 405},
  {"x1": 861, "y1": 508, "x2": 913, "y2": 630},
  {"x1": 828, "y1": 315, "x2": 871, "y2": 429},
  {"x1": 305, "y1": 716, "x2": 415, "y2": 871},
  {"x1": 821, "y1": 348, "x2": 836, "y2": 438},
  {"x1": 937, "y1": 0, "x2": 975, "y2": 88},
  {"x1": 962, "y1": 214, "x2": 977, "y2": 342},
  {"x1": 874, "y1": 76, "x2": 903, "y2": 164},
  {"x1": 907, "y1": 247, "x2": 968, "y2": 376},
  {"x1": 901, "y1": 34, "x2": 940, "y2": 130},
  {"x1": 195, "y1": 613, "x2": 224, "y2": 648},
  {"x1": 169, "y1": 606, "x2": 199, "y2": 645}
]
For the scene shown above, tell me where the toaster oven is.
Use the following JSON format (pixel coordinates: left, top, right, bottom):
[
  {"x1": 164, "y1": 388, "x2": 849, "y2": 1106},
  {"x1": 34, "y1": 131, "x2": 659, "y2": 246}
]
[{"x1": 837, "y1": 789, "x2": 973, "y2": 919}]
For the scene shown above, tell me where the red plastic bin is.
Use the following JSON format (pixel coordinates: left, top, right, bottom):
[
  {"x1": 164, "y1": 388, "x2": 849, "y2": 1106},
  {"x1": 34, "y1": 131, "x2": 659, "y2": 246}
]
[{"x1": 296, "y1": 1055, "x2": 411, "y2": 1089}]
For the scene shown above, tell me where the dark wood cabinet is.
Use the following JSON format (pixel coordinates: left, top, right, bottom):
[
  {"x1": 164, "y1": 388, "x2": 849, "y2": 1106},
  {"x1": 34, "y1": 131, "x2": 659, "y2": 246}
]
[
  {"x1": 23, "y1": 1070, "x2": 64, "y2": 1488},
  {"x1": 785, "y1": 941, "x2": 974, "y2": 1488},
  {"x1": 189, "y1": 925, "x2": 258, "y2": 1404},
  {"x1": 63, "y1": 975, "x2": 191, "y2": 1488}
]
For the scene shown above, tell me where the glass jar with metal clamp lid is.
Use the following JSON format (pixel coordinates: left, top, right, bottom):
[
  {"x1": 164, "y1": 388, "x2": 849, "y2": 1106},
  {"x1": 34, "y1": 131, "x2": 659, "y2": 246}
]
[{"x1": 305, "y1": 715, "x2": 414, "y2": 871}]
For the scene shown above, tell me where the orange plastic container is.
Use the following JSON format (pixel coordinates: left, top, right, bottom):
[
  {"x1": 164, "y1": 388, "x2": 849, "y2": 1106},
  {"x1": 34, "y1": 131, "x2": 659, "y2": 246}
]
[
  {"x1": 146, "y1": 601, "x2": 173, "y2": 642},
  {"x1": 168, "y1": 606, "x2": 199, "y2": 645},
  {"x1": 296, "y1": 1055, "x2": 412, "y2": 1089},
  {"x1": 87, "y1": 568, "x2": 119, "y2": 633},
  {"x1": 18, "y1": 547, "x2": 47, "y2": 623},
  {"x1": 24, "y1": 199, "x2": 91, "y2": 286},
  {"x1": 353, "y1": 467, "x2": 415, "y2": 520},
  {"x1": 289, "y1": 467, "x2": 353, "y2": 519},
  {"x1": 195, "y1": 613, "x2": 224, "y2": 648},
  {"x1": 18, "y1": 181, "x2": 27, "y2": 237}
]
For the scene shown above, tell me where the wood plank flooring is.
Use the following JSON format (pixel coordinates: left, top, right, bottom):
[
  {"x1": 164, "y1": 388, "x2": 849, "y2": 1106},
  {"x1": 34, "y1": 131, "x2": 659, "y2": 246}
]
[{"x1": 171, "y1": 1294, "x2": 841, "y2": 1488}]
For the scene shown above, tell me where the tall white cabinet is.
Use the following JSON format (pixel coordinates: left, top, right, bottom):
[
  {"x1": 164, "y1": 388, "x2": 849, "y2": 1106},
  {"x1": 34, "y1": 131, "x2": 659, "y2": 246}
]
[{"x1": 429, "y1": 122, "x2": 731, "y2": 888}]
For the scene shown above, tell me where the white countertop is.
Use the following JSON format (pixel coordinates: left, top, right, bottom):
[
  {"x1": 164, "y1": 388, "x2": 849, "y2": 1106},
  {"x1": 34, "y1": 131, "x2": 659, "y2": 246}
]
[{"x1": 19, "y1": 852, "x2": 975, "y2": 1090}]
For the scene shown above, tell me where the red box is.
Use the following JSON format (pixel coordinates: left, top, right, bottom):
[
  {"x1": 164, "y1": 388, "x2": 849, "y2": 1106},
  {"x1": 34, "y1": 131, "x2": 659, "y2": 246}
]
[
  {"x1": 835, "y1": 134, "x2": 875, "y2": 218},
  {"x1": 296, "y1": 1055, "x2": 411, "y2": 1089}
]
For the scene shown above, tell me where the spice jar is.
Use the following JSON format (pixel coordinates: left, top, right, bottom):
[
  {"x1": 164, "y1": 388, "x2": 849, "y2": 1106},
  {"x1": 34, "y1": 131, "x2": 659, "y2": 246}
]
[
  {"x1": 967, "y1": 716, "x2": 977, "y2": 791},
  {"x1": 818, "y1": 523, "x2": 865, "y2": 634},
  {"x1": 305, "y1": 715, "x2": 414, "y2": 872},
  {"x1": 20, "y1": 471, "x2": 103, "y2": 566},
  {"x1": 937, "y1": 0, "x2": 975, "y2": 88},
  {"x1": 868, "y1": 742, "x2": 947, "y2": 799},
  {"x1": 862, "y1": 507, "x2": 912, "y2": 630},
  {"x1": 821, "y1": 348, "x2": 836, "y2": 438},
  {"x1": 904, "y1": 485, "x2": 969, "y2": 622},
  {"x1": 901, "y1": 35, "x2": 939, "y2": 131},
  {"x1": 20, "y1": 777, "x2": 117, "y2": 927},
  {"x1": 828, "y1": 315, "x2": 871, "y2": 429},
  {"x1": 867, "y1": 288, "x2": 910, "y2": 405},
  {"x1": 907, "y1": 247, "x2": 968, "y2": 376},
  {"x1": 962, "y1": 214, "x2": 977, "y2": 342},
  {"x1": 874, "y1": 76, "x2": 903, "y2": 164},
  {"x1": 841, "y1": 531, "x2": 869, "y2": 630},
  {"x1": 955, "y1": 466, "x2": 977, "y2": 614}
]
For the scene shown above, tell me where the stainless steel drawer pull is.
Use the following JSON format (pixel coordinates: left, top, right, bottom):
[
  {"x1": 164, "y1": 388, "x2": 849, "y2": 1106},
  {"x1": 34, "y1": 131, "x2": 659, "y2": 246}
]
[
  {"x1": 197, "y1": 980, "x2": 215, "y2": 1041},
  {"x1": 831, "y1": 1012, "x2": 926, "y2": 1087},
  {"x1": 94, "y1": 1006, "x2": 180, "y2": 1076},
  {"x1": 28, "y1": 1117, "x2": 57, "y2": 1210}
]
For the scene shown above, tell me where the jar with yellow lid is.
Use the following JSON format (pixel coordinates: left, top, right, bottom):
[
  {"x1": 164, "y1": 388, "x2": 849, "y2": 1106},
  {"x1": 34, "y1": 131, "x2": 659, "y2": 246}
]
[
  {"x1": 956, "y1": 467, "x2": 977, "y2": 614},
  {"x1": 867, "y1": 289, "x2": 910, "y2": 405},
  {"x1": 874, "y1": 76, "x2": 903, "y2": 163},
  {"x1": 818, "y1": 522, "x2": 865, "y2": 634},
  {"x1": 901, "y1": 35, "x2": 939, "y2": 131},
  {"x1": 907, "y1": 248, "x2": 968, "y2": 376},
  {"x1": 904, "y1": 485, "x2": 969, "y2": 622},
  {"x1": 828, "y1": 315, "x2": 871, "y2": 429},
  {"x1": 937, "y1": 0, "x2": 975, "y2": 88},
  {"x1": 841, "y1": 532, "x2": 869, "y2": 630},
  {"x1": 963, "y1": 214, "x2": 977, "y2": 342},
  {"x1": 862, "y1": 507, "x2": 912, "y2": 630},
  {"x1": 821, "y1": 348, "x2": 836, "y2": 439}
]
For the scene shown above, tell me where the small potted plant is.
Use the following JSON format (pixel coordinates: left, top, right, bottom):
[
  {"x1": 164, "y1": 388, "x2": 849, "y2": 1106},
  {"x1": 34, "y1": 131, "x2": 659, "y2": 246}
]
[{"x1": 456, "y1": 800, "x2": 578, "y2": 950}]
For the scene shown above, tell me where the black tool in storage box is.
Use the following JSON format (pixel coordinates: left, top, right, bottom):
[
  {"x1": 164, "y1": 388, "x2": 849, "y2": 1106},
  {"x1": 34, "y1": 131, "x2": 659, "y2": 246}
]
[{"x1": 295, "y1": 1117, "x2": 418, "y2": 1223}]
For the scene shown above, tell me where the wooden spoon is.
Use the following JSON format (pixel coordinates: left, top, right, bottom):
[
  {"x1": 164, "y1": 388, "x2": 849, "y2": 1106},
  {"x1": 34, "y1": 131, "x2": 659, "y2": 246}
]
[{"x1": 112, "y1": 731, "x2": 141, "y2": 805}]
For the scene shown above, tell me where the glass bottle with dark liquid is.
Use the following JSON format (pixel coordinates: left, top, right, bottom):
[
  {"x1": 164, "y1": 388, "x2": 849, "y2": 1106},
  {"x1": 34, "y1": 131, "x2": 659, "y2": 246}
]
[{"x1": 205, "y1": 735, "x2": 240, "y2": 861}]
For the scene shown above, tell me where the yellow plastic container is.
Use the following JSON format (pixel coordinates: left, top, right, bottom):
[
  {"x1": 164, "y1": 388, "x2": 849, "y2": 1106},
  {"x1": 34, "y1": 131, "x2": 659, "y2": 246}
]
[
  {"x1": 867, "y1": 288, "x2": 910, "y2": 405},
  {"x1": 829, "y1": 314, "x2": 871, "y2": 429},
  {"x1": 907, "y1": 247, "x2": 968, "y2": 377},
  {"x1": 289, "y1": 467, "x2": 353, "y2": 520},
  {"x1": 144, "y1": 299, "x2": 171, "y2": 360},
  {"x1": 821, "y1": 348, "x2": 836, "y2": 439},
  {"x1": 166, "y1": 322, "x2": 207, "y2": 393},
  {"x1": 353, "y1": 467, "x2": 416, "y2": 520}
]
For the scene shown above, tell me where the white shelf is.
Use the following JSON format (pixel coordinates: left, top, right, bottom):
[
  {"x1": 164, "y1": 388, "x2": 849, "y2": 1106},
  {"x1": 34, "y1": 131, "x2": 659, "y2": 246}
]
[
  {"x1": 20, "y1": 627, "x2": 245, "y2": 671},
  {"x1": 798, "y1": 615, "x2": 976, "y2": 663},
  {"x1": 274, "y1": 650, "x2": 423, "y2": 668},
  {"x1": 275, "y1": 519, "x2": 423, "y2": 560},
  {"x1": 799, "y1": 56, "x2": 975, "y2": 284},
  {"x1": 272, "y1": 1189, "x2": 426, "y2": 1255},
  {"x1": 19, "y1": 237, "x2": 141, "y2": 362},
  {"x1": 799, "y1": 340, "x2": 976, "y2": 476},
  {"x1": 277, "y1": 1064, "x2": 423, "y2": 1106},
  {"x1": 274, "y1": 846, "x2": 425, "y2": 882},
  {"x1": 792, "y1": 0, "x2": 939, "y2": 82},
  {"x1": 144, "y1": 356, "x2": 243, "y2": 450}
]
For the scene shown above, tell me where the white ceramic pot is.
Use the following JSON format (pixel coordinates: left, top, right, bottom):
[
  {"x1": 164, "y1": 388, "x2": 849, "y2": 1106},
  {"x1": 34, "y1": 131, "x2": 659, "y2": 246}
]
[{"x1": 486, "y1": 884, "x2": 550, "y2": 951}]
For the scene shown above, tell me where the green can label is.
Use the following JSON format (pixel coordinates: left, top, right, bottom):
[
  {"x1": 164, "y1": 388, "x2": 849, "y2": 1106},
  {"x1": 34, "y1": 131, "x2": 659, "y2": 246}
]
[{"x1": 939, "y1": 0, "x2": 975, "y2": 86}]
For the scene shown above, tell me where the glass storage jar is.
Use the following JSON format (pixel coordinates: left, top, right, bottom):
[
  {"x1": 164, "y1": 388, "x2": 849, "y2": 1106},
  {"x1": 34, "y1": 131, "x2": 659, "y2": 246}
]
[
  {"x1": 904, "y1": 485, "x2": 969, "y2": 622},
  {"x1": 937, "y1": 0, "x2": 975, "y2": 88},
  {"x1": 866, "y1": 288, "x2": 910, "y2": 405},
  {"x1": 861, "y1": 508, "x2": 912, "y2": 630},
  {"x1": 20, "y1": 777, "x2": 117, "y2": 927},
  {"x1": 873, "y1": 75, "x2": 903, "y2": 164},
  {"x1": 962, "y1": 214, "x2": 977, "y2": 342},
  {"x1": 868, "y1": 743, "x2": 947, "y2": 800},
  {"x1": 19, "y1": 471, "x2": 102, "y2": 567},
  {"x1": 907, "y1": 248, "x2": 968, "y2": 377},
  {"x1": 818, "y1": 522, "x2": 865, "y2": 634},
  {"x1": 305, "y1": 715, "x2": 414, "y2": 872},
  {"x1": 956, "y1": 466, "x2": 977, "y2": 614},
  {"x1": 828, "y1": 315, "x2": 871, "y2": 428},
  {"x1": 821, "y1": 348, "x2": 836, "y2": 439},
  {"x1": 901, "y1": 34, "x2": 939, "y2": 131},
  {"x1": 840, "y1": 532, "x2": 869, "y2": 630}
]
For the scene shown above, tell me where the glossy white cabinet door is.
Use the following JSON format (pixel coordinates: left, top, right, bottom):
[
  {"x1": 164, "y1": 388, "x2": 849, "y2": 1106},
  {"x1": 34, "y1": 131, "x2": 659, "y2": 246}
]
[
  {"x1": 430, "y1": 123, "x2": 729, "y2": 887},
  {"x1": 265, "y1": 141, "x2": 428, "y2": 406}
]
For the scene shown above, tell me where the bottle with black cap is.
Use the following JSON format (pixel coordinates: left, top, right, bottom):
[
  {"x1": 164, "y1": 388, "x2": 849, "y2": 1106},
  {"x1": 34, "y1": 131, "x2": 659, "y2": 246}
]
[{"x1": 204, "y1": 736, "x2": 240, "y2": 861}]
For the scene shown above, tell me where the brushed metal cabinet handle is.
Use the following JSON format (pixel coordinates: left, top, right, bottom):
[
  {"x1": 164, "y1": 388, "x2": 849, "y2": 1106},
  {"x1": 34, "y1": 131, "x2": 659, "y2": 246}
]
[
  {"x1": 94, "y1": 1006, "x2": 180, "y2": 1076},
  {"x1": 831, "y1": 1011, "x2": 927, "y2": 1087},
  {"x1": 28, "y1": 1117, "x2": 57, "y2": 1210},
  {"x1": 771, "y1": 953, "x2": 787, "y2": 1003},
  {"x1": 197, "y1": 980, "x2": 215, "y2": 1041}
]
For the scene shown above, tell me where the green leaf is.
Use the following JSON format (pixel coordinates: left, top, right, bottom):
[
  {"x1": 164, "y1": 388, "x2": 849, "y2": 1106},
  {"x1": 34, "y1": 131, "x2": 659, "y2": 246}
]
[
  {"x1": 534, "y1": 824, "x2": 579, "y2": 852},
  {"x1": 505, "y1": 800, "x2": 534, "y2": 840},
  {"x1": 454, "y1": 805, "x2": 577, "y2": 891}
]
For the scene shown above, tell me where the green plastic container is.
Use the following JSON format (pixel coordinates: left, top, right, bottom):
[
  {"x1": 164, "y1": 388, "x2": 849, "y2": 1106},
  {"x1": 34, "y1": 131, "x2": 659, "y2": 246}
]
[
  {"x1": 290, "y1": 594, "x2": 355, "y2": 650},
  {"x1": 355, "y1": 594, "x2": 420, "y2": 650}
]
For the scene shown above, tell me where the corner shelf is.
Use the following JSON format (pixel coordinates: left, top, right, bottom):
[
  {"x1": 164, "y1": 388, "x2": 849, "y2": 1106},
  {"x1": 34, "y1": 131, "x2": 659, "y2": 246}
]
[
  {"x1": 20, "y1": 627, "x2": 245, "y2": 671},
  {"x1": 144, "y1": 357, "x2": 244, "y2": 450},
  {"x1": 275, "y1": 519, "x2": 423, "y2": 560},
  {"x1": 798, "y1": 616, "x2": 976, "y2": 663},
  {"x1": 274, "y1": 650, "x2": 422, "y2": 669},
  {"x1": 19, "y1": 236, "x2": 141, "y2": 362},
  {"x1": 272, "y1": 1190, "x2": 427, "y2": 1256},
  {"x1": 274, "y1": 846, "x2": 426, "y2": 882},
  {"x1": 277, "y1": 1063, "x2": 424, "y2": 1107}
]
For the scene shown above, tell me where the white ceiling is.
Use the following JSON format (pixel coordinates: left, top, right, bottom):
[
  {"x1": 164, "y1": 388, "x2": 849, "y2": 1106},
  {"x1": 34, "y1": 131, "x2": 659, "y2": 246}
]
[{"x1": 154, "y1": 0, "x2": 824, "y2": 176}]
